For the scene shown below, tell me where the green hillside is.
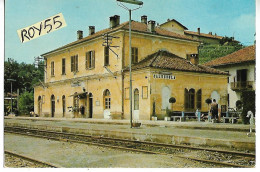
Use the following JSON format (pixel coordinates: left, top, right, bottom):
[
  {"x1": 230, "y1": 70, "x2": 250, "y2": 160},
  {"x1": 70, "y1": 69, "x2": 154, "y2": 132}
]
[{"x1": 199, "y1": 44, "x2": 243, "y2": 64}]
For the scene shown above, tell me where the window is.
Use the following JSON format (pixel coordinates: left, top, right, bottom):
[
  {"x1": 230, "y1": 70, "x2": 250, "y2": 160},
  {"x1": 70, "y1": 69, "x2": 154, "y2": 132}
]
[
  {"x1": 62, "y1": 58, "x2": 66, "y2": 75},
  {"x1": 134, "y1": 89, "x2": 139, "y2": 110},
  {"x1": 51, "y1": 61, "x2": 54, "y2": 76},
  {"x1": 104, "y1": 47, "x2": 109, "y2": 66},
  {"x1": 196, "y1": 89, "x2": 202, "y2": 109},
  {"x1": 71, "y1": 55, "x2": 78, "y2": 72},
  {"x1": 103, "y1": 89, "x2": 111, "y2": 109},
  {"x1": 184, "y1": 88, "x2": 195, "y2": 111},
  {"x1": 131, "y1": 47, "x2": 138, "y2": 64},
  {"x1": 86, "y1": 51, "x2": 95, "y2": 69}
]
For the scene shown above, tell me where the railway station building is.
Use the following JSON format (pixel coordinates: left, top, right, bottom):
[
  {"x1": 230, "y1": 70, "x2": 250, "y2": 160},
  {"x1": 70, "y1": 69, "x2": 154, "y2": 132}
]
[{"x1": 34, "y1": 15, "x2": 228, "y2": 120}]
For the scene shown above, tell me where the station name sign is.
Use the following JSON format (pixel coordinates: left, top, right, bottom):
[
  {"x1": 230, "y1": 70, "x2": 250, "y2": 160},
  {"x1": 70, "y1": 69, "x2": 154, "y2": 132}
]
[
  {"x1": 153, "y1": 74, "x2": 176, "y2": 80},
  {"x1": 17, "y1": 13, "x2": 67, "y2": 43}
]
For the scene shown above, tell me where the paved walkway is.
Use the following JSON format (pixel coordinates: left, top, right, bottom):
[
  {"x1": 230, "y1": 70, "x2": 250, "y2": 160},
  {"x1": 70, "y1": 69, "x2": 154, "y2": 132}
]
[{"x1": 4, "y1": 117, "x2": 255, "y2": 143}]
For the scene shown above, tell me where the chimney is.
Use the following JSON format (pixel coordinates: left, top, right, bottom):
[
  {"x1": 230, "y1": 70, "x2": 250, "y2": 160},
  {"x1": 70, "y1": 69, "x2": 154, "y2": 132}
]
[
  {"x1": 189, "y1": 54, "x2": 199, "y2": 65},
  {"x1": 209, "y1": 32, "x2": 212, "y2": 35},
  {"x1": 148, "y1": 20, "x2": 156, "y2": 33},
  {"x1": 197, "y1": 28, "x2": 200, "y2": 35},
  {"x1": 141, "y1": 15, "x2": 147, "y2": 24},
  {"x1": 89, "y1": 26, "x2": 95, "y2": 35},
  {"x1": 110, "y1": 15, "x2": 120, "y2": 28},
  {"x1": 77, "y1": 30, "x2": 83, "y2": 40}
]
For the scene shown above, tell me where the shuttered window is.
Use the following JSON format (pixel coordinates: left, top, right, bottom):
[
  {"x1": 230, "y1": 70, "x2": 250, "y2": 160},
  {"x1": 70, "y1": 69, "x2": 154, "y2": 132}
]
[
  {"x1": 71, "y1": 55, "x2": 78, "y2": 72},
  {"x1": 131, "y1": 47, "x2": 138, "y2": 64},
  {"x1": 104, "y1": 47, "x2": 109, "y2": 66},
  {"x1": 62, "y1": 58, "x2": 66, "y2": 75},
  {"x1": 51, "y1": 61, "x2": 54, "y2": 76},
  {"x1": 86, "y1": 51, "x2": 95, "y2": 69}
]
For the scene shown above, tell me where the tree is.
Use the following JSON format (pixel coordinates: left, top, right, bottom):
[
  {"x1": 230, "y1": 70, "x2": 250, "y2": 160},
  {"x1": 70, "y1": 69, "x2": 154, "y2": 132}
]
[
  {"x1": 241, "y1": 91, "x2": 255, "y2": 124},
  {"x1": 169, "y1": 97, "x2": 176, "y2": 111},
  {"x1": 18, "y1": 91, "x2": 34, "y2": 115}
]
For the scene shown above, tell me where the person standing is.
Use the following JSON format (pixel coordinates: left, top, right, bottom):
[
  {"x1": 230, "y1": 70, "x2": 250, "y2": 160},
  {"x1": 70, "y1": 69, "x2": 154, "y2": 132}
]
[{"x1": 211, "y1": 99, "x2": 218, "y2": 122}]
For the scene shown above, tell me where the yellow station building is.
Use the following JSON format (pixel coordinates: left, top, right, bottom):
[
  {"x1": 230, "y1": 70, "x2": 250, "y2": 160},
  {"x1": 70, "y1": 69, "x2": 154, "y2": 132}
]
[{"x1": 34, "y1": 15, "x2": 228, "y2": 120}]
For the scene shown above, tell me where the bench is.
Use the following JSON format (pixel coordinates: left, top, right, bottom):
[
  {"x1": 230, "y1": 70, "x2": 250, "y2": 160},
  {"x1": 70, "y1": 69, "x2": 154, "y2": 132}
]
[
  {"x1": 171, "y1": 116, "x2": 184, "y2": 122},
  {"x1": 223, "y1": 117, "x2": 239, "y2": 124}
]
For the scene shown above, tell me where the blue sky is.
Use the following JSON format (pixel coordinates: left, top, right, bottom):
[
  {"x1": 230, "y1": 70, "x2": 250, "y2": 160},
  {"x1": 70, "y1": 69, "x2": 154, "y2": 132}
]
[{"x1": 5, "y1": 0, "x2": 256, "y2": 64}]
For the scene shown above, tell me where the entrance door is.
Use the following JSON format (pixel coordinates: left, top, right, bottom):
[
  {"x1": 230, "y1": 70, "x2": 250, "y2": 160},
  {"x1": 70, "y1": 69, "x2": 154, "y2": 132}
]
[
  {"x1": 103, "y1": 89, "x2": 111, "y2": 119},
  {"x1": 89, "y1": 93, "x2": 93, "y2": 118},
  {"x1": 38, "y1": 96, "x2": 42, "y2": 116},
  {"x1": 51, "y1": 95, "x2": 55, "y2": 117},
  {"x1": 133, "y1": 89, "x2": 139, "y2": 120}
]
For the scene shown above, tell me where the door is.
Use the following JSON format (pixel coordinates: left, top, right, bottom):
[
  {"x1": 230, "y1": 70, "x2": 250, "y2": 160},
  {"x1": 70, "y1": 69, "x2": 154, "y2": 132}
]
[
  {"x1": 38, "y1": 96, "x2": 42, "y2": 116},
  {"x1": 51, "y1": 95, "x2": 55, "y2": 117},
  {"x1": 89, "y1": 93, "x2": 93, "y2": 118},
  {"x1": 133, "y1": 89, "x2": 139, "y2": 120},
  {"x1": 103, "y1": 89, "x2": 111, "y2": 119}
]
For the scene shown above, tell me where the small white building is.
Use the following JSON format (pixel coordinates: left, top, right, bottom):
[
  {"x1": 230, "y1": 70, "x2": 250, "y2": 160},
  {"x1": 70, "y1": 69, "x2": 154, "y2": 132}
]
[{"x1": 204, "y1": 45, "x2": 255, "y2": 109}]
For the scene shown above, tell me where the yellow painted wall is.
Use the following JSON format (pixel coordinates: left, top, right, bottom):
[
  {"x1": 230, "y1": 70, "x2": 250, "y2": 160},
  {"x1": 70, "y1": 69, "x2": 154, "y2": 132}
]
[
  {"x1": 35, "y1": 74, "x2": 123, "y2": 118},
  {"x1": 123, "y1": 33, "x2": 199, "y2": 67},
  {"x1": 34, "y1": 29, "x2": 227, "y2": 120},
  {"x1": 150, "y1": 69, "x2": 227, "y2": 119},
  {"x1": 160, "y1": 21, "x2": 186, "y2": 35}
]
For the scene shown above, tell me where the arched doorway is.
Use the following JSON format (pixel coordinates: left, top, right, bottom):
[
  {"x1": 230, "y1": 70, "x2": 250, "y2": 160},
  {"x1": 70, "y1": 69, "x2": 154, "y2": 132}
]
[
  {"x1": 184, "y1": 88, "x2": 195, "y2": 111},
  {"x1": 51, "y1": 95, "x2": 55, "y2": 117},
  {"x1": 89, "y1": 93, "x2": 93, "y2": 118},
  {"x1": 38, "y1": 96, "x2": 42, "y2": 116},
  {"x1": 62, "y1": 95, "x2": 66, "y2": 117},
  {"x1": 211, "y1": 91, "x2": 220, "y2": 103},
  {"x1": 162, "y1": 86, "x2": 171, "y2": 110},
  {"x1": 103, "y1": 89, "x2": 111, "y2": 119},
  {"x1": 133, "y1": 88, "x2": 139, "y2": 120},
  {"x1": 73, "y1": 94, "x2": 79, "y2": 118}
]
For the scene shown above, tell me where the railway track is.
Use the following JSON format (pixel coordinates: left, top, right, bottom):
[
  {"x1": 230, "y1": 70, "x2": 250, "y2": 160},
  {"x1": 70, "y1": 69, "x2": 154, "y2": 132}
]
[
  {"x1": 4, "y1": 150, "x2": 60, "y2": 168},
  {"x1": 5, "y1": 126, "x2": 255, "y2": 168}
]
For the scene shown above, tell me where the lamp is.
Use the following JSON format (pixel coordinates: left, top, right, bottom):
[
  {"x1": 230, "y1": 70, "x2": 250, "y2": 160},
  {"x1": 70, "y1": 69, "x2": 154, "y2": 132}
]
[{"x1": 116, "y1": 0, "x2": 143, "y2": 128}]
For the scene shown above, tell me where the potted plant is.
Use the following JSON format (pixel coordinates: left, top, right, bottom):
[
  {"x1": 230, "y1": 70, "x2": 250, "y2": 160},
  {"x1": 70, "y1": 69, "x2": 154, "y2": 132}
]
[{"x1": 151, "y1": 102, "x2": 157, "y2": 121}]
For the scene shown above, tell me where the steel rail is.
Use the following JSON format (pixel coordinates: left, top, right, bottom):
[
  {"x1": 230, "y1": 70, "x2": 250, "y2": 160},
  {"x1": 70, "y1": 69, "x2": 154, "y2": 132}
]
[
  {"x1": 4, "y1": 126, "x2": 255, "y2": 157},
  {"x1": 4, "y1": 150, "x2": 61, "y2": 168},
  {"x1": 5, "y1": 127, "x2": 255, "y2": 168}
]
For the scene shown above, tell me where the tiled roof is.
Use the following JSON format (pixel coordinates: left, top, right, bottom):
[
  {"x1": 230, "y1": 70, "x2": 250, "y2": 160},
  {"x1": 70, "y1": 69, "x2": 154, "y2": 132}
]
[
  {"x1": 42, "y1": 21, "x2": 197, "y2": 56},
  {"x1": 184, "y1": 30, "x2": 223, "y2": 39},
  {"x1": 125, "y1": 50, "x2": 227, "y2": 75},
  {"x1": 204, "y1": 45, "x2": 256, "y2": 67}
]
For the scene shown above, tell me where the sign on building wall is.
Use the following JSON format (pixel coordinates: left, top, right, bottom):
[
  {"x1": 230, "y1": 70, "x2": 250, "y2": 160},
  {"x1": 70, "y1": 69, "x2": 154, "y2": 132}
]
[
  {"x1": 17, "y1": 13, "x2": 67, "y2": 43},
  {"x1": 153, "y1": 74, "x2": 176, "y2": 80}
]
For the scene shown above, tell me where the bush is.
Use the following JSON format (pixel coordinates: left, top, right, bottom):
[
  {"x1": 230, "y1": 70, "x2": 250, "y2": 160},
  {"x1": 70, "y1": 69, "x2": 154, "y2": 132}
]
[
  {"x1": 241, "y1": 91, "x2": 255, "y2": 124},
  {"x1": 205, "y1": 98, "x2": 212, "y2": 105},
  {"x1": 18, "y1": 91, "x2": 34, "y2": 115},
  {"x1": 169, "y1": 97, "x2": 176, "y2": 104},
  {"x1": 235, "y1": 100, "x2": 243, "y2": 110}
]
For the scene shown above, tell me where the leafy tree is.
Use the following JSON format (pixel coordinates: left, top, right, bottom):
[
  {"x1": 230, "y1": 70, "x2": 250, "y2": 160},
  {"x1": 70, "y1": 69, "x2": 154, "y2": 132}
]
[
  {"x1": 4, "y1": 58, "x2": 44, "y2": 115},
  {"x1": 18, "y1": 91, "x2": 34, "y2": 115},
  {"x1": 241, "y1": 91, "x2": 255, "y2": 124}
]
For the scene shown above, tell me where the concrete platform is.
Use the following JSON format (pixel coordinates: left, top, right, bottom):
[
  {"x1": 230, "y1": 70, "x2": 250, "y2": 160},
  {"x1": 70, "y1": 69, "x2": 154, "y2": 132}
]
[{"x1": 4, "y1": 117, "x2": 256, "y2": 151}]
